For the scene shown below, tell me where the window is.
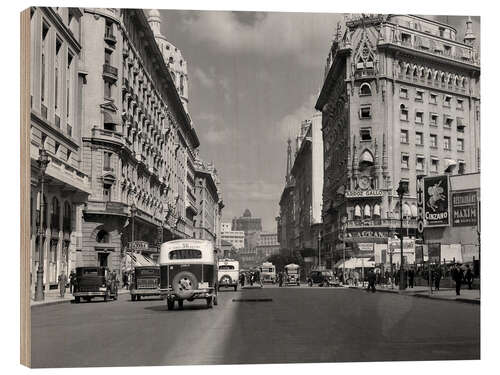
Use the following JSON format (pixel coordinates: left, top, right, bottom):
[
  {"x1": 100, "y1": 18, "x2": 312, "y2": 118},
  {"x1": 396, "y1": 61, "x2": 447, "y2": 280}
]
[
  {"x1": 431, "y1": 158, "x2": 439, "y2": 173},
  {"x1": 96, "y1": 229, "x2": 110, "y2": 243},
  {"x1": 430, "y1": 93, "x2": 437, "y2": 104},
  {"x1": 415, "y1": 111, "x2": 424, "y2": 124},
  {"x1": 415, "y1": 90, "x2": 424, "y2": 101},
  {"x1": 400, "y1": 104, "x2": 408, "y2": 121},
  {"x1": 458, "y1": 161, "x2": 466, "y2": 174},
  {"x1": 105, "y1": 49, "x2": 112, "y2": 65},
  {"x1": 430, "y1": 134, "x2": 437, "y2": 148},
  {"x1": 457, "y1": 138, "x2": 464, "y2": 151},
  {"x1": 105, "y1": 21, "x2": 113, "y2": 38},
  {"x1": 67, "y1": 53, "x2": 73, "y2": 119},
  {"x1": 444, "y1": 136, "x2": 451, "y2": 150},
  {"x1": 51, "y1": 197, "x2": 60, "y2": 230},
  {"x1": 400, "y1": 180, "x2": 409, "y2": 194},
  {"x1": 104, "y1": 80, "x2": 113, "y2": 99},
  {"x1": 430, "y1": 113, "x2": 438, "y2": 126},
  {"x1": 457, "y1": 117, "x2": 465, "y2": 132},
  {"x1": 104, "y1": 151, "x2": 112, "y2": 170},
  {"x1": 359, "y1": 106, "x2": 371, "y2": 119},
  {"x1": 401, "y1": 153, "x2": 409, "y2": 169},
  {"x1": 169, "y1": 249, "x2": 202, "y2": 260},
  {"x1": 103, "y1": 186, "x2": 111, "y2": 201},
  {"x1": 444, "y1": 95, "x2": 452, "y2": 107},
  {"x1": 400, "y1": 87, "x2": 408, "y2": 99},
  {"x1": 444, "y1": 116, "x2": 453, "y2": 128},
  {"x1": 416, "y1": 132, "x2": 423, "y2": 145},
  {"x1": 359, "y1": 83, "x2": 372, "y2": 96},
  {"x1": 360, "y1": 128, "x2": 372, "y2": 141},
  {"x1": 457, "y1": 99, "x2": 464, "y2": 110},
  {"x1": 55, "y1": 39, "x2": 62, "y2": 110},
  {"x1": 416, "y1": 156, "x2": 425, "y2": 171},
  {"x1": 400, "y1": 129, "x2": 409, "y2": 143}
]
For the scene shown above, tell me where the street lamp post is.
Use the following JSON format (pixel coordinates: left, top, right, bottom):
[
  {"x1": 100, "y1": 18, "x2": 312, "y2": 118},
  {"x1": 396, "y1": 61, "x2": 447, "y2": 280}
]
[
  {"x1": 317, "y1": 231, "x2": 322, "y2": 268},
  {"x1": 340, "y1": 216, "x2": 347, "y2": 285},
  {"x1": 397, "y1": 181, "x2": 406, "y2": 291},
  {"x1": 130, "y1": 203, "x2": 137, "y2": 245},
  {"x1": 35, "y1": 146, "x2": 50, "y2": 301}
]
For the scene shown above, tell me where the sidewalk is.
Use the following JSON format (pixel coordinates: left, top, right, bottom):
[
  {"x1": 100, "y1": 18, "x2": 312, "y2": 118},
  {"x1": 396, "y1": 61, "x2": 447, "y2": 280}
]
[
  {"x1": 30, "y1": 288, "x2": 130, "y2": 308},
  {"x1": 345, "y1": 283, "x2": 480, "y2": 304}
]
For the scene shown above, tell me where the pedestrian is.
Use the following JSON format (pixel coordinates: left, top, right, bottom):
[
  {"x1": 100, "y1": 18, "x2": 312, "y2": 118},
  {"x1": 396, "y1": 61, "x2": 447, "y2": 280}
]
[
  {"x1": 408, "y1": 268, "x2": 415, "y2": 288},
  {"x1": 58, "y1": 270, "x2": 68, "y2": 298},
  {"x1": 434, "y1": 266, "x2": 442, "y2": 291},
  {"x1": 69, "y1": 269, "x2": 76, "y2": 294},
  {"x1": 465, "y1": 265, "x2": 474, "y2": 290},
  {"x1": 122, "y1": 271, "x2": 129, "y2": 289},
  {"x1": 353, "y1": 270, "x2": 359, "y2": 287},
  {"x1": 366, "y1": 269, "x2": 376, "y2": 293},
  {"x1": 452, "y1": 264, "x2": 464, "y2": 296}
]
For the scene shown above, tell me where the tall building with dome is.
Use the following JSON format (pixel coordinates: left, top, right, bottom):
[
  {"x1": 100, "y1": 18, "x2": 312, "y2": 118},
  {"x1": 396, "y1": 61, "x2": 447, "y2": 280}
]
[
  {"x1": 316, "y1": 14, "x2": 480, "y2": 265},
  {"x1": 147, "y1": 9, "x2": 189, "y2": 110}
]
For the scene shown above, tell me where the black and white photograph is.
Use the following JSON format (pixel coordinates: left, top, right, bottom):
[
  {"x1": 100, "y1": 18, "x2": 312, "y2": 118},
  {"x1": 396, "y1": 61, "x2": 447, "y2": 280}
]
[{"x1": 17, "y1": 2, "x2": 485, "y2": 370}]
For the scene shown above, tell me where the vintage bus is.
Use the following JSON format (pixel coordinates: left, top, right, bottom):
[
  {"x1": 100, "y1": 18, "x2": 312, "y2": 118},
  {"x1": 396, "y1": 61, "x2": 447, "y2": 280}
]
[
  {"x1": 159, "y1": 239, "x2": 218, "y2": 310},
  {"x1": 259, "y1": 262, "x2": 276, "y2": 283}
]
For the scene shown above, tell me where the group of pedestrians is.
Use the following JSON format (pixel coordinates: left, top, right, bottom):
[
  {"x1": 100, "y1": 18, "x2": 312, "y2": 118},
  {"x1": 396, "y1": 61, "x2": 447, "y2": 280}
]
[{"x1": 57, "y1": 269, "x2": 76, "y2": 298}]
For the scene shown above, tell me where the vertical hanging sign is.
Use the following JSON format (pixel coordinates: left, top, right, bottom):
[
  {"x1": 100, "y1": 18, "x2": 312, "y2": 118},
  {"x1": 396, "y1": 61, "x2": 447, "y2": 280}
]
[
  {"x1": 423, "y1": 175, "x2": 450, "y2": 227},
  {"x1": 416, "y1": 175, "x2": 425, "y2": 239}
]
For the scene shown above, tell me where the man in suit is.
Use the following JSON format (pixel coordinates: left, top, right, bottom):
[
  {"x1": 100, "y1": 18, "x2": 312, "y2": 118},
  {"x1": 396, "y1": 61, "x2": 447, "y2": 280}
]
[
  {"x1": 452, "y1": 264, "x2": 464, "y2": 296},
  {"x1": 366, "y1": 269, "x2": 376, "y2": 293},
  {"x1": 58, "y1": 270, "x2": 68, "y2": 298}
]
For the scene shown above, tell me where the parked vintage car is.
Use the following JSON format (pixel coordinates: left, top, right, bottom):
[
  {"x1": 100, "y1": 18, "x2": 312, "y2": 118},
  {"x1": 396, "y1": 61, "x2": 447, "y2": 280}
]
[
  {"x1": 307, "y1": 269, "x2": 337, "y2": 287},
  {"x1": 159, "y1": 239, "x2": 218, "y2": 310},
  {"x1": 130, "y1": 266, "x2": 160, "y2": 301},
  {"x1": 284, "y1": 263, "x2": 300, "y2": 286},
  {"x1": 217, "y1": 258, "x2": 239, "y2": 291},
  {"x1": 73, "y1": 267, "x2": 118, "y2": 303}
]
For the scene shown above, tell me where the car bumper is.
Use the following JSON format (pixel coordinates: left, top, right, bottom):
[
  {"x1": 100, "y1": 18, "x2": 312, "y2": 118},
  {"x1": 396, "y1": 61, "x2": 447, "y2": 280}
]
[
  {"x1": 130, "y1": 289, "x2": 161, "y2": 296},
  {"x1": 159, "y1": 288, "x2": 215, "y2": 299},
  {"x1": 73, "y1": 291, "x2": 106, "y2": 297}
]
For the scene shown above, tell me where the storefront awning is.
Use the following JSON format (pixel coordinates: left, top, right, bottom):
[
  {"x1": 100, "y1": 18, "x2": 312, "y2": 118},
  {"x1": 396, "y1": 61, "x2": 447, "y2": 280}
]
[{"x1": 334, "y1": 257, "x2": 375, "y2": 269}]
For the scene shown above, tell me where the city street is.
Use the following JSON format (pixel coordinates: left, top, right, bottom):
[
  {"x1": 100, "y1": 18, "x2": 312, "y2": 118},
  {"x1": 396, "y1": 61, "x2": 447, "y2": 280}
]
[{"x1": 31, "y1": 286, "x2": 479, "y2": 367}]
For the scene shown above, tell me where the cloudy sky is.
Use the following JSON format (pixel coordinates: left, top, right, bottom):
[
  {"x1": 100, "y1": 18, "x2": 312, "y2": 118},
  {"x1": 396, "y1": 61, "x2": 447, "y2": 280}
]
[{"x1": 156, "y1": 10, "x2": 480, "y2": 231}]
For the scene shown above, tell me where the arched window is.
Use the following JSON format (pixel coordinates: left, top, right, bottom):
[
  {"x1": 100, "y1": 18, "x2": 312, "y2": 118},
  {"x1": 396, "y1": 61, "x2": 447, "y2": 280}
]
[
  {"x1": 427, "y1": 70, "x2": 432, "y2": 80},
  {"x1": 373, "y1": 204, "x2": 381, "y2": 217},
  {"x1": 413, "y1": 66, "x2": 418, "y2": 76},
  {"x1": 403, "y1": 203, "x2": 411, "y2": 218},
  {"x1": 410, "y1": 204, "x2": 418, "y2": 218},
  {"x1": 354, "y1": 205, "x2": 362, "y2": 218},
  {"x1": 364, "y1": 205, "x2": 371, "y2": 218},
  {"x1": 63, "y1": 201, "x2": 71, "y2": 232},
  {"x1": 96, "y1": 229, "x2": 110, "y2": 243},
  {"x1": 359, "y1": 83, "x2": 372, "y2": 96},
  {"x1": 51, "y1": 197, "x2": 60, "y2": 230}
]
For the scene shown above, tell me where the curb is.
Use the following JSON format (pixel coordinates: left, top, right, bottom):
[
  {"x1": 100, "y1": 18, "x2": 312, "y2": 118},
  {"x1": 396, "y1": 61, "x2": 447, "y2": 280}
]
[
  {"x1": 347, "y1": 286, "x2": 480, "y2": 304},
  {"x1": 31, "y1": 290, "x2": 130, "y2": 309}
]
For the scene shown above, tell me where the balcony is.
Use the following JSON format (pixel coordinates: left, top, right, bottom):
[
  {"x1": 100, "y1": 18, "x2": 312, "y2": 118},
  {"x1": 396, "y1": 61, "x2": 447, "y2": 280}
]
[
  {"x1": 347, "y1": 218, "x2": 418, "y2": 229},
  {"x1": 91, "y1": 127, "x2": 123, "y2": 146},
  {"x1": 102, "y1": 63, "x2": 118, "y2": 81},
  {"x1": 104, "y1": 31, "x2": 117, "y2": 45}
]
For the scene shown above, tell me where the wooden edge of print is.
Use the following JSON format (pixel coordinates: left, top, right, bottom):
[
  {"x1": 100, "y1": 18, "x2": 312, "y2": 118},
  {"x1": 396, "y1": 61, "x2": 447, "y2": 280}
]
[{"x1": 20, "y1": 7, "x2": 31, "y2": 368}]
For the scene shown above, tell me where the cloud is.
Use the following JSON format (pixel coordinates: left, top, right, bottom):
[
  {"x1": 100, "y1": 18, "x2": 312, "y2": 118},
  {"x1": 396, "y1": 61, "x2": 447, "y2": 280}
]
[
  {"x1": 192, "y1": 66, "x2": 216, "y2": 88},
  {"x1": 179, "y1": 11, "x2": 343, "y2": 65},
  {"x1": 203, "y1": 125, "x2": 231, "y2": 144},
  {"x1": 223, "y1": 180, "x2": 282, "y2": 202},
  {"x1": 275, "y1": 92, "x2": 318, "y2": 139}
]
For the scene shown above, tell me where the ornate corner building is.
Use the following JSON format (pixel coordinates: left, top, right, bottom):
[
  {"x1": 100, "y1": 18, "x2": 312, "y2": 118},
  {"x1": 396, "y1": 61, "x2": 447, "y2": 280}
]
[{"x1": 315, "y1": 14, "x2": 480, "y2": 262}]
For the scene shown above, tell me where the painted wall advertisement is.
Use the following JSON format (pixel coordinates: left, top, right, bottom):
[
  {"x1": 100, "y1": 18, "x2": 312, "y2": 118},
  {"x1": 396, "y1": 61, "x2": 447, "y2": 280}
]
[
  {"x1": 452, "y1": 190, "x2": 478, "y2": 227},
  {"x1": 424, "y1": 175, "x2": 450, "y2": 227}
]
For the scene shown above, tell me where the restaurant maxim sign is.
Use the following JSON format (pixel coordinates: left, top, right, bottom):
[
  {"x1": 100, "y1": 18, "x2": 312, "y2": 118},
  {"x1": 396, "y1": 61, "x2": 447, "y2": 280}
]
[{"x1": 452, "y1": 190, "x2": 478, "y2": 226}]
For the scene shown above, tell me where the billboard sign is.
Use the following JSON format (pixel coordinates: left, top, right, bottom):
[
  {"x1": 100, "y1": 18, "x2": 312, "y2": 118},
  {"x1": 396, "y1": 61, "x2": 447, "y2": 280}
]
[
  {"x1": 452, "y1": 190, "x2": 478, "y2": 227},
  {"x1": 424, "y1": 175, "x2": 450, "y2": 226},
  {"x1": 416, "y1": 175, "x2": 425, "y2": 238}
]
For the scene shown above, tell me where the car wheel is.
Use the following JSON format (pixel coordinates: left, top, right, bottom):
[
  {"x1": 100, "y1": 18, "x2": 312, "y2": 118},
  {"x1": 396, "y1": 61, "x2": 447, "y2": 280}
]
[
  {"x1": 104, "y1": 293, "x2": 108, "y2": 302},
  {"x1": 206, "y1": 297, "x2": 213, "y2": 309},
  {"x1": 137, "y1": 295, "x2": 141, "y2": 301},
  {"x1": 167, "y1": 299, "x2": 175, "y2": 310},
  {"x1": 172, "y1": 271, "x2": 198, "y2": 299},
  {"x1": 75, "y1": 296, "x2": 80, "y2": 303},
  {"x1": 308, "y1": 281, "x2": 313, "y2": 287},
  {"x1": 177, "y1": 300, "x2": 184, "y2": 310},
  {"x1": 131, "y1": 294, "x2": 136, "y2": 301}
]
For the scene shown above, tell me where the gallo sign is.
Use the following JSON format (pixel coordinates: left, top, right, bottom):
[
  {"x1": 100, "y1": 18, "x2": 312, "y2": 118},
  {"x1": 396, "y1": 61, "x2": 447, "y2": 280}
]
[
  {"x1": 345, "y1": 189, "x2": 383, "y2": 198},
  {"x1": 129, "y1": 240, "x2": 149, "y2": 252},
  {"x1": 423, "y1": 175, "x2": 450, "y2": 226}
]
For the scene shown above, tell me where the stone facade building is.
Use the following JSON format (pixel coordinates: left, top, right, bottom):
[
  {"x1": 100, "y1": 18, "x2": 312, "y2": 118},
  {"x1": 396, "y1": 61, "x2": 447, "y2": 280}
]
[
  {"x1": 315, "y1": 14, "x2": 480, "y2": 263},
  {"x1": 29, "y1": 7, "x2": 91, "y2": 297},
  {"x1": 220, "y1": 222, "x2": 245, "y2": 249}
]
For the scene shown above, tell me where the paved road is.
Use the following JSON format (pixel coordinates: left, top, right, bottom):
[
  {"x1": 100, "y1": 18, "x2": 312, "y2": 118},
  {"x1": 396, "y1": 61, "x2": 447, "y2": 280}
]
[{"x1": 31, "y1": 286, "x2": 479, "y2": 367}]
